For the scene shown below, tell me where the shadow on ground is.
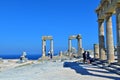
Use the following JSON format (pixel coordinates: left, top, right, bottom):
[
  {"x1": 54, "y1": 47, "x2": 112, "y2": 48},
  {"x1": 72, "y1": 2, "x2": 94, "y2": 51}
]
[{"x1": 63, "y1": 62, "x2": 120, "y2": 80}]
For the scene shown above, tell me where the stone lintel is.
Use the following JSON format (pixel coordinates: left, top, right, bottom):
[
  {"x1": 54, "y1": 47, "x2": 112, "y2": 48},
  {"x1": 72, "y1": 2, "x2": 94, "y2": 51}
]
[
  {"x1": 69, "y1": 35, "x2": 77, "y2": 40},
  {"x1": 42, "y1": 36, "x2": 53, "y2": 40},
  {"x1": 69, "y1": 34, "x2": 82, "y2": 40}
]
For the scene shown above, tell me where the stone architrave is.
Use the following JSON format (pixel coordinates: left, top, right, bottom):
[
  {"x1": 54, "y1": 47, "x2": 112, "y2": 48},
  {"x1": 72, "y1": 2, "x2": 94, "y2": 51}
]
[
  {"x1": 98, "y1": 19, "x2": 106, "y2": 60},
  {"x1": 106, "y1": 13, "x2": 114, "y2": 63}
]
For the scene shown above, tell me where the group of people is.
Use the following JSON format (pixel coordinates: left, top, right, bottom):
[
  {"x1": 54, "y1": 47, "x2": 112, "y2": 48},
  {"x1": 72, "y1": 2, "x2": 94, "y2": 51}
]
[{"x1": 82, "y1": 51, "x2": 92, "y2": 64}]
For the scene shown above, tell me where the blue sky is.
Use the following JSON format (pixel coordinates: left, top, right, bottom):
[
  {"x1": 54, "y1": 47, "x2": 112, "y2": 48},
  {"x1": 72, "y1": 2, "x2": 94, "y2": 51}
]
[{"x1": 0, "y1": 0, "x2": 117, "y2": 57}]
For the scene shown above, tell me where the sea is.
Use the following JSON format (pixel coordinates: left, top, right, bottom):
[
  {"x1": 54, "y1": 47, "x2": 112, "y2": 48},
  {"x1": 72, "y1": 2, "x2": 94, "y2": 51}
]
[{"x1": 0, "y1": 53, "x2": 58, "y2": 60}]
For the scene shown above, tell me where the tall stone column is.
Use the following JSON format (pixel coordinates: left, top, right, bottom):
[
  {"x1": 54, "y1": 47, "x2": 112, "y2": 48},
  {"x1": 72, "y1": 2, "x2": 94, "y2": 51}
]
[
  {"x1": 116, "y1": 5, "x2": 120, "y2": 64},
  {"x1": 50, "y1": 39, "x2": 54, "y2": 55},
  {"x1": 94, "y1": 44, "x2": 99, "y2": 59},
  {"x1": 106, "y1": 13, "x2": 114, "y2": 63},
  {"x1": 77, "y1": 35, "x2": 82, "y2": 57},
  {"x1": 42, "y1": 40, "x2": 46, "y2": 57},
  {"x1": 68, "y1": 39, "x2": 72, "y2": 56},
  {"x1": 98, "y1": 19, "x2": 106, "y2": 60}
]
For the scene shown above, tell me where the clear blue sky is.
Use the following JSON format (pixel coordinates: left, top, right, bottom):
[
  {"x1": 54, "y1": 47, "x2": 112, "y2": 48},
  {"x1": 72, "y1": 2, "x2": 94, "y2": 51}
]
[{"x1": 0, "y1": 0, "x2": 117, "y2": 56}]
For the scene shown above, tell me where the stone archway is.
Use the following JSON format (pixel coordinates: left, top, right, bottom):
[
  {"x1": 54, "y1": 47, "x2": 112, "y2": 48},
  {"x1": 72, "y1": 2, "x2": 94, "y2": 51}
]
[
  {"x1": 42, "y1": 36, "x2": 53, "y2": 57},
  {"x1": 68, "y1": 34, "x2": 83, "y2": 57}
]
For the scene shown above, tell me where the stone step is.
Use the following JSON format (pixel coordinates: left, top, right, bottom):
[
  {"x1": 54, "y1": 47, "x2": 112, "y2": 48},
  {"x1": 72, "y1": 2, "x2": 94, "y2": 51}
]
[
  {"x1": 103, "y1": 66, "x2": 120, "y2": 75},
  {"x1": 111, "y1": 62, "x2": 120, "y2": 66},
  {"x1": 109, "y1": 65, "x2": 120, "y2": 70},
  {"x1": 92, "y1": 61, "x2": 120, "y2": 75},
  {"x1": 97, "y1": 64, "x2": 104, "y2": 68}
]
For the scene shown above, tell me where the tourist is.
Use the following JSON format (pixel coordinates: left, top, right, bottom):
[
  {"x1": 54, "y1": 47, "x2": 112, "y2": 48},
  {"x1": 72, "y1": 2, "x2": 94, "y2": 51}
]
[
  {"x1": 48, "y1": 51, "x2": 53, "y2": 59},
  {"x1": 83, "y1": 51, "x2": 87, "y2": 64},
  {"x1": 86, "y1": 51, "x2": 90, "y2": 64},
  {"x1": 50, "y1": 53, "x2": 53, "y2": 59},
  {"x1": 48, "y1": 51, "x2": 50, "y2": 57},
  {"x1": 86, "y1": 51, "x2": 95, "y2": 64}
]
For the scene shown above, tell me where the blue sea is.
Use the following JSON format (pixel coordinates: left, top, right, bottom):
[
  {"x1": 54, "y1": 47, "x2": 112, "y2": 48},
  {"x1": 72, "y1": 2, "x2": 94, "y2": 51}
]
[{"x1": 0, "y1": 53, "x2": 58, "y2": 60}]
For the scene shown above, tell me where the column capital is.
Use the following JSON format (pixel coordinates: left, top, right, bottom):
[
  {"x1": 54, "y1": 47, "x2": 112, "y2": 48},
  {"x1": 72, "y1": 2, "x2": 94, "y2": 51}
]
[
  {"x1": 77, "y1": 34, "x2": 82, "y2": 39},
  {"x1": 94, "y1": 43, "x2": 99, "y2": 46},
  {"x1": 97, "y1": 19, "x2": 104, "y2": 23},
  {"x1": 105, "y1": 13, "x2": 113, "y2": 22},
  {"x1": 105, "y1": 13, "x2": 112, "y2": 17}
]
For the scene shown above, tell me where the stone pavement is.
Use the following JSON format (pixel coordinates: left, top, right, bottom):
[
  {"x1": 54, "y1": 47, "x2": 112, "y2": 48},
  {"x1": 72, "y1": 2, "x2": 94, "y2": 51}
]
[{"x1": 0, "y1": 61, "x2": 120, "y2": 80}]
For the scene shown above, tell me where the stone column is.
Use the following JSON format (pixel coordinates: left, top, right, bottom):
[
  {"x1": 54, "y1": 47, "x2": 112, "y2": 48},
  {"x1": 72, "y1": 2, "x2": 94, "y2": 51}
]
[
  {"x1": 98, "y1": 19, "x2": 106, "y2": 60},
  {"x1": 106, "y1": 13, "x2": 114, "y2": 63},
  {"x1": 116, "y1": 5, "x2": 120, "y2": 64},
  {"x1": 59, "y1": 51, "x2": 62, "y2": 57},
  {"x1": 94, "y1": 44, "x2": 99, "y2": 59},
  {"x1": 77, "y1": 36, "x2": 82, "y2": 57},
  {"x1": 68, "y1": 39, "x2": 72, "y2": 56},
  {"x1": 50, "y1": 39, "x2": 54, "y2": 56},
  {"x1": 42, "y1": 40, "x2": 46, "y2": 57}
]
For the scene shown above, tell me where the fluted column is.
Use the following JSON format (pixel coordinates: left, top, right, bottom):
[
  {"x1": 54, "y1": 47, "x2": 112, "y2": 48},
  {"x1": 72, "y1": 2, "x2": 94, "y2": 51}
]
[
  {"x1": 98, "y1": 19, "x2": 106, "y2": 60},
  {"x1": 116, "y1": 5, "x2": 120, "y2": 64},
  {"x1": 106, "y1": 13, "x2": 114, "y2": 63},
  {"x1": 94, "y1": 44, "x2": 99, "y2": 59},
  {"x1": 42, "y1": 40, "x2": 46, "y2": 57},
  {"x1": 50, "y1": 39, "x2": 54, "y2": 56}
]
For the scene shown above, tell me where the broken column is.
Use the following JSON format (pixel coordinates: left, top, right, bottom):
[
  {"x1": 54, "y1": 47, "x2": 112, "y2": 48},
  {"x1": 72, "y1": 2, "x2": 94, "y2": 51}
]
[
  {"x1": 94, "y1": 44, "x2": 99, "y2": 59},
  {"x1": 59, "y1": 51, "x2": 63, "y2": 57}
]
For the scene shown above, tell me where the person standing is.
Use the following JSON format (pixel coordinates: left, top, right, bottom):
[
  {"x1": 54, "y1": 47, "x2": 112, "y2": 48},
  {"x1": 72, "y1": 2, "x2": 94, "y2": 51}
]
[
  {"x1": 83, "y1": 51, "x2": 87, "y2": 63},
  {"x1": 86, "y1": 51, "x2": 90, "y2": 64},
  {"x1": 48, "y1": 51, "x2": 53, "y2": 59},
  {"x1": 50, "y1": 53, "x2": 53, "y2": 59}
]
